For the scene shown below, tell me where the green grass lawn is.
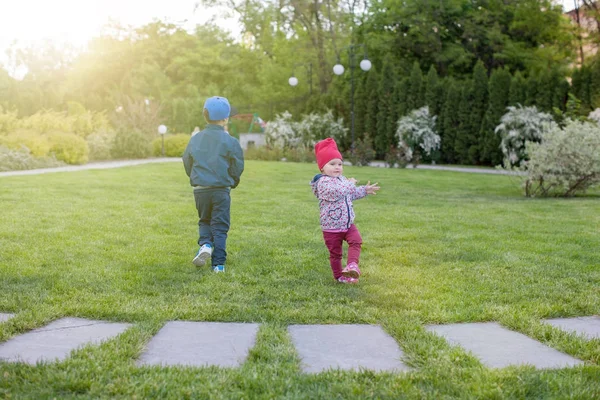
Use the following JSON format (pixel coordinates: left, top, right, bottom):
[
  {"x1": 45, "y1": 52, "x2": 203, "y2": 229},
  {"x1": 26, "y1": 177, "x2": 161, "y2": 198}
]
[{"x1": 1, "y1": 160, "x2": 599, "y2": 399}]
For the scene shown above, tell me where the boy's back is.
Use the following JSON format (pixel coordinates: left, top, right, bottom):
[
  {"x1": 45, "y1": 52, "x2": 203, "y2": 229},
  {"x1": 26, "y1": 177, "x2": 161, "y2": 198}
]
[{"x1": 183, "y1": 125, "x2": 244, "y2": 189}]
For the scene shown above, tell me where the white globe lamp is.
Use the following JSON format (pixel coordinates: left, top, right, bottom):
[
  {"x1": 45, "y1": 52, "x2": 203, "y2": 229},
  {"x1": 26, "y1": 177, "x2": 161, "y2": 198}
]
[
  {"x1": 288, "y1": 76, "x2": 299, "y2": 87},
  {"x1": 360, "y1": 59, "x2": 372, "y2": 71},
  {"x1": 158, "y1": 124, "x2": 167, "y2": 135},
  {"x1": 333, "y1": 64, "x2": 345, "y2": 75}
]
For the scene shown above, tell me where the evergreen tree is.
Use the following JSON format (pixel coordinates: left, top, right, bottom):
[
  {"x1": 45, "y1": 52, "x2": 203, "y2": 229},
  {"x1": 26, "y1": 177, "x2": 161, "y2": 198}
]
[
  {"x1": 553, "y1": 77, "x2": 570, "y2": 115},
  {"x1": 525, "y1": 75, "x2": 538, "y2": 107},
  {"x1": 353, "y1": 73, "x2": 368, "y2": 142},
  {"x1": 375, "y1": 56, "x2": 397, "y2": 156},
  {"x1": 396, "y1": 78, "x2": 410, "y2": 118},
  {"x1": 571, "y1": 66, "x2": 592, "y2": 112},
  {"x1": 455, "y1": 82, "x2": 473, "y2": 164},
  {"x1": 581, "y1": 66, "x2": 593, "y2": 113},
  {"x1": 468, "y1": 60, "x2": 488, "y2": 164},
  {"x1": 406, "y1": 61, "x2": 423, "y2": 112},
  {"x1": 571, "y1": 67, "x2": 584, "y2": 105},
  {"x1": 535, "y1": 70, "x2": 554, "y2": 113},
  {"x1": 386, "y1": 74, "x2": 403, "y2": 153},
  {"x1": 441, "y1": 79, "x2": 461, "y2": 164},
  {"x1": 509, "y1": 71, "x2": 527, "y2": 106},
  {"x1": 425, "y1": 65, "x2": 441, "y2": 116},
  {"x1": 570, "y1": 66, "x2": 592, "y2": 115},
  {"x1": 435, "y1": 80, "x2": 448, "y2": 147},
  {"x1": 590, "y1": 57, "x2": 600, "y2": 109},
  {"x1": 480, "y1": 67, "x2": 511, "y2": 166},
  {"x1": 364, "y1": 69, "x2": 379, "y2": 143}
]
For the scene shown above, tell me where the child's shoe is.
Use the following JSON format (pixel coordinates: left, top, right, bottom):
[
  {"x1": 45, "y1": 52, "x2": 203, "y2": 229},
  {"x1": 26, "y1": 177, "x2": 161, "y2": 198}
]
[
  {"x1": 192, "y1": 244, "x2": 212, "y2": 267},
  {"x1": 213, "y1": 265, "x2": 225, "y2": 273},
  {"x1": 337, "y1": 276, "x2": 358, "y2": 284},
  {"x1": 341, "y1": 262, "x2": 361, "y2": 278}
]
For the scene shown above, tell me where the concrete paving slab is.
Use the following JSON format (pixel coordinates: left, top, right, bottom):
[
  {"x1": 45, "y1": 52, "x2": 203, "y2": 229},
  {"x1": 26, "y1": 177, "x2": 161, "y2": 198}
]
[
  {"x1": 137, "y1": 321, "x2": 260, "y2": 368},
  {"x1": 426, "y1": 322, "x2": 583, "y2": 369},
  {"x1": 288, "y1": 324, "x2": 409, "y2": 373},
  {"x1": 0, "y1": 313, "x2": 14, "y2": 322},
  {"x1": 0, "y1": 317, "x2": 132, "y2": 365},
  {"x1": 545, "y1": 316, "x2": 600, "y2": 339}
]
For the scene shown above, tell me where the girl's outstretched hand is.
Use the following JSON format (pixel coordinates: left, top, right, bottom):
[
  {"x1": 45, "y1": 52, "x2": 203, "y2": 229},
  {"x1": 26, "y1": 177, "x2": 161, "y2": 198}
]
[
  {"x1": 365, "y1": 181, "x2": 380, "y2": 195},
  {"x1": 348, "y1": 177, "x2": 358, "y2": 185}
]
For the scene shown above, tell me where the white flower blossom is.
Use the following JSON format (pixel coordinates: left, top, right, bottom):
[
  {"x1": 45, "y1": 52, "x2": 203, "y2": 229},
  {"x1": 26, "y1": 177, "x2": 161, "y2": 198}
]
[
  {"x1": 395, "y1": 106, "x2": 440, "y2": 163},
  {"x1": 588, "y1": 108, "x2": 600, "y2": 124},
  {"x1": 264, "y1": 111, "x2": 298, "y2": 149},
  {"x1": 495, "y1": 105, "x2": 555, "y2": 167},
  {"x1": 295, "y1": 110, "x2": 347, "y2": 147},
  {"x1": 264, "y1": 110, "x2": 346, "y2": 150}
]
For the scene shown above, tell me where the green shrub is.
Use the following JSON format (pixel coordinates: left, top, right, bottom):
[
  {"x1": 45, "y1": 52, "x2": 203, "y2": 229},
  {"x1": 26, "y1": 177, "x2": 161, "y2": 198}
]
[
  {"x1": 383, "y1": 144, "x2": 410, "y2": 168},
  {"x1": 19, "y1": 110, "x2": 72, "y2": 134},
  {"x1": 15, "y1": 108, "x2": 111, "y2": 138},
  {"x1": 283, "y1": 146, "x2": 314, "y2": 163},
  {"x1": 0, "y1": 130, "x2": 51, "y2": 157},
  {"x1": 243, "y1": 145, "x2": 314, "y2": 164},
  {"x1": 521, "y1": 120, "x2": 600, "y2": 197},
  {"x1": 111, "y1": 130, "x2": 151, "y2": 159},
  {"x1": 346, "y1": 137, "x2": 376, "y2": 167},
  {"x1": 46, "y1": 132, "x2": 89, "y2": 165},
  {"x1": 0, "y1": 107, "x2": 18, "y2": 135},
  {"x1": 0, "y1": 145, "x2": 65, "y2": 172},
  {"x1": 151, "y1": 134, "x2": 190, "y2": 157},
  {"x1": 87, "y1": 130, "x2": 116, "y2": 161},
  {"x1": 243, "y1": 146, "x2": 284, "y2": 161}
]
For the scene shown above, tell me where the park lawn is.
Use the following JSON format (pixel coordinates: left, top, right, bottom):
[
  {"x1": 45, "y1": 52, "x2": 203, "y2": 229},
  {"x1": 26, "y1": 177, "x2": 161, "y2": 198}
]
[{"x1": 0, "y1": 160, "x2": 599, "y2": 399}]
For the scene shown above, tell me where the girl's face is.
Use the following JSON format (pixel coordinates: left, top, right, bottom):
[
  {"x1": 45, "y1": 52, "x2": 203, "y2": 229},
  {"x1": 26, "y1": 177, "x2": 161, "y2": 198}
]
[{"x1": 322, "y1": 158, "x2": 343, "y2": 177}]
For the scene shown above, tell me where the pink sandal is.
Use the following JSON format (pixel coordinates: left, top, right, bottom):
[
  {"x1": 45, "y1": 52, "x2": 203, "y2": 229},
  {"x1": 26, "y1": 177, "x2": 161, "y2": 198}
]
[
  {"x1": 341, "y1": 262, "x2": 361, "y2": 279},
  {"x1": 337, "y1": 275, "x2": 358, "y2": 284}
]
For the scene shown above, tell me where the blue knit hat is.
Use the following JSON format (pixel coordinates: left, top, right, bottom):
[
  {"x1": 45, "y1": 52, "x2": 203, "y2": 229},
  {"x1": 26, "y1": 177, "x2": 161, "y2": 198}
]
[{"x1": 204, "y1": 96, "x2": 231, "y2": 120}]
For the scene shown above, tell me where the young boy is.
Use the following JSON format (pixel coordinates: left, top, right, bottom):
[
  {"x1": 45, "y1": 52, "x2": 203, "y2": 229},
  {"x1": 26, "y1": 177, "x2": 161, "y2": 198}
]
[{"x1": 182, "y1": 96, "x2": 244, "y2": 273}]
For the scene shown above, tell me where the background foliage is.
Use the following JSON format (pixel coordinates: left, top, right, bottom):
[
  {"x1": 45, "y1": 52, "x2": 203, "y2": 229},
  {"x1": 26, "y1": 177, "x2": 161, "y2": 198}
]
[{"x1": 0, "y1": 0, "x2": 599, "y2": 168}]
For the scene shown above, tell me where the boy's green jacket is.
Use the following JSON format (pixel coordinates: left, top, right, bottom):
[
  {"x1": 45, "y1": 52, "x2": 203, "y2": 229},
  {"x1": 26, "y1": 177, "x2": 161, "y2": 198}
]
[{"x1": 182, "y1": 124, "x2": 245, "y2": 189}]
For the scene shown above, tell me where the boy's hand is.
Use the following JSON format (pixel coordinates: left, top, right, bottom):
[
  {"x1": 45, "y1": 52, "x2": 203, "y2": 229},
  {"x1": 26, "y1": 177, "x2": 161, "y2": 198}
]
[
  {"x1": 348, "y1": 177, "x2": 358, "y2": 185},
  {"x1": 365, "y1": 181, "x2": 380, "y2": 195}
]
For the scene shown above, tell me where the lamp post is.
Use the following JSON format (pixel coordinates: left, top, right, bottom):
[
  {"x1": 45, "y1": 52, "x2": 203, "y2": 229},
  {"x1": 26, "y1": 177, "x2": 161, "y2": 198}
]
[
  {"x1": 288, "y1": 63, "x2": 313, "y2": 95},
  {"x1": 158, "y1": 124, "x2": 167, "y2": 157},
  {"x1": 333, "y1": 44, "x2": 371, "y2": 152}
]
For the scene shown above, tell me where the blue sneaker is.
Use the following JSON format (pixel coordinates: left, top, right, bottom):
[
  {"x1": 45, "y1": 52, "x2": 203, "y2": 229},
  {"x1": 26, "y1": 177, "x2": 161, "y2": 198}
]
[
  {"x1": 192, "y1": 244, "x2": 212, "y2": 267},
  {"x1": 213, "y1": 265, "x2": 225, "y2": 273}
]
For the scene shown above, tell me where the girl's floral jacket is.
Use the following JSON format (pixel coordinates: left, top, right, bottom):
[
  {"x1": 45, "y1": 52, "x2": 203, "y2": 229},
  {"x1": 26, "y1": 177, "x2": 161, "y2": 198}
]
[{"x1": 310, "y1": 174, "x2": 367, "y2": 231}]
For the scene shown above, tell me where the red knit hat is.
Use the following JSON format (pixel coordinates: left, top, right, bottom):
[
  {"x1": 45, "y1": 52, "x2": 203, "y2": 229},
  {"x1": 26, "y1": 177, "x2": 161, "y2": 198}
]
[{"x1": 315, "y1": 138, "x2": 343, "y2": 170}]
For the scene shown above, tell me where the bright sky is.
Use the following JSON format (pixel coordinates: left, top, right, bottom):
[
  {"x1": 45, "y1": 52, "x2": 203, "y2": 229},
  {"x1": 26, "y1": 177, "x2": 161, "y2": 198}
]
[{"x1": 0, "y1": 1, "x2": 238, "y2": 65}]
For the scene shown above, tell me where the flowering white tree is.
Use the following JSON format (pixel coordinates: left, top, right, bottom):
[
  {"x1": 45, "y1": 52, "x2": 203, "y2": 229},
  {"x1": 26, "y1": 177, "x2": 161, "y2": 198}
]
[
  {"x1": 522, "y1": 119, "x2": 600, "y2": 197},
  {"x1": 296, "y1": 110, "x2": 347, "y2": 147},
  {"x1": 264, "y1": 110, "x2": 347, "y2": 151},
  {"x1": 588, "y1": 108, "x2": 600, "y2": 124},
  {"x1": 495, "y1": 105, "x2": 555, "y2": 167},
  {"x1": 264, "y1": 111, "x2": 299, "y2": 149},
  {"x1": 395, "y1": 106, "x2": 440, "y2": 167}
]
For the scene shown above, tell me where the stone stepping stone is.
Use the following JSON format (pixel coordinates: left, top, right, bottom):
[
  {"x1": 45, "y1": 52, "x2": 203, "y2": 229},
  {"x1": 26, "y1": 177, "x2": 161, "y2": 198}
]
[
  {"x1": 137, "y1": 321, "x2": 260, "y2": 368},
  {"x1": 545, "y1": 316, "x2": 600, "y2": 339},
  {"x1": 426, "y1": 322, "x2": 583, "y2": 369},
  {"x1": 288, "y1": 324, "x2": 410, "y2": 373},
  {"x1": 0, "y1": 313, "x2": 15, "y2": 323},
  {"x1": 0, "y1": 317, "x2": 132, "y2": 365}
]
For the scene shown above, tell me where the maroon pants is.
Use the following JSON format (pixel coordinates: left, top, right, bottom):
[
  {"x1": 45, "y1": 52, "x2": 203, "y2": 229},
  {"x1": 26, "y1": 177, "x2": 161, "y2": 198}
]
[{"x1": 323, "y1": 224, "x2": 363, "y2": 279}]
